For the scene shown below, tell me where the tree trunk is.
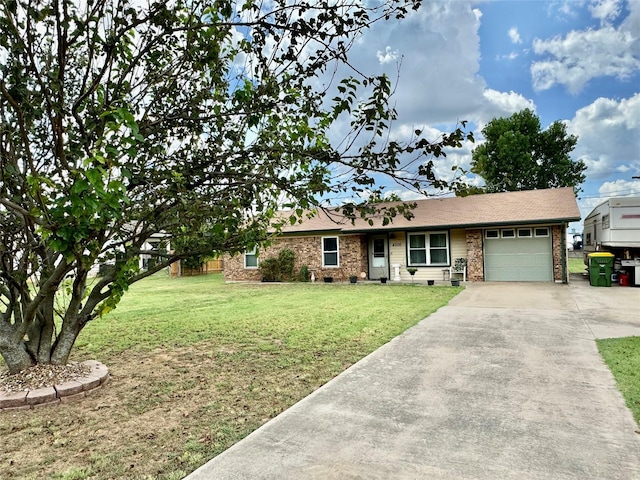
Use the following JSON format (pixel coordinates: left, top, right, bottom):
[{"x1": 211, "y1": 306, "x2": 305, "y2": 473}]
[
  {"x1": 50, "y1": 322, "x2": 81, "y2": 365},
  {"x1": 0, "y1": 342, "x2": 35, "y2": 375}
]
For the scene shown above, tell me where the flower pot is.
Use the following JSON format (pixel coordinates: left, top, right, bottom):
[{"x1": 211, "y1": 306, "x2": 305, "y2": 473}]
[
  {"x1": 349, "y1": 276, "x2": 357, "y2": 284},
  {"x1": 451, "y1": 279, "x2": 460, "y2": 286},
  {"x1": 427, "y1": 280, "x2": 435, "y2": 286},
  {"x1": 380, "y1": 277, "x2": 387, "y2": 284}
]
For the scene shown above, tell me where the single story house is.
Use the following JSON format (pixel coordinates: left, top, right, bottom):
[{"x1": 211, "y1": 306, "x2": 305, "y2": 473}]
[{"x1": 224, "y1": 187, "x2": 581, "y2": 283}]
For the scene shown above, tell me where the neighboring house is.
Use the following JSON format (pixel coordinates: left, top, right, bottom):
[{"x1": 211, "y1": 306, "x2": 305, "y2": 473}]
[{"x1": 224, "y1": 187, "x2": 581, "y2": 283}]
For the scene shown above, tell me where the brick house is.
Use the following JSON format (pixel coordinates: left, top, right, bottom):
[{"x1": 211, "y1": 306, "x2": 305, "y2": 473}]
[{"x1": 224, "y1": 187, "x2": 581, "y2": 283}]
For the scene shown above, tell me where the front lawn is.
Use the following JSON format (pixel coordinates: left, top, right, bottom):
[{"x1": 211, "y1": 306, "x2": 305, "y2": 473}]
[
  {"x1": 0, "y1": 273, "x2": 461, "y2": 480},
  {"x1": 597, "y1": 336, "x2": 640, "y2": 427}
]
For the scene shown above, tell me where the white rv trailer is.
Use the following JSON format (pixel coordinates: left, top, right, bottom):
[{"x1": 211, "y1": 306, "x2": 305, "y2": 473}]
[{"x1": 583, "y1": 197, "x2": 640, "y2": 285}]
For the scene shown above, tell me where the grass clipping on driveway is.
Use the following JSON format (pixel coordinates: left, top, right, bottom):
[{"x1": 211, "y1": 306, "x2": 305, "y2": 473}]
[
  {"x1": 0, "y1": 273, "x2": 461, "y2": 480},
  {"x1": 597, "y1": 336, "x2": 640, "y2": 427}
]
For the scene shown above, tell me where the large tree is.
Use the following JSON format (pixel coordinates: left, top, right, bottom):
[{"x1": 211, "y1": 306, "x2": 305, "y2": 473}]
[
  {"x1": 466, "y1": 109, "x2": 586, "y2": 194},
  {"x1": 0, "y1": 0, "x2": 472, "y2": 373}
]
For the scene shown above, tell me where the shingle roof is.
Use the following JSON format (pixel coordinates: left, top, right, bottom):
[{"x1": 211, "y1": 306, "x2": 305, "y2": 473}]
[{"x1": 279, "y1": 187, "x2": 581, "y2": 234}]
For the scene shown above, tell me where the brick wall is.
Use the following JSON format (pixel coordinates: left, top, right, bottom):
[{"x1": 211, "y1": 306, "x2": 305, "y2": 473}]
[
  {"x1": 224, "y1": 234, "x2": 368, "y2": 282},
  {"x1": 465, "y1": 229, "x2": 484, "y2": 281},
  {"x1": 552, "y1": 224, "x2": 564, "y2": 282}
]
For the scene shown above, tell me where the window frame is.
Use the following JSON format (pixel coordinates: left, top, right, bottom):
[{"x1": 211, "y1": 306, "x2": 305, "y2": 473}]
[
  {"x1": 534, "y1": 227, "x2": 549, "y2": 237},
  {"x1": 501, "y1": 229, "x2": 516, "y2": 239},
  {"x1": 485, "y1": 229, "x2": 499, "y2": 239},
  {"x1": 517, "y1": 228, "x2": 532, "y2": 238},
  {"x1": 322, "y1": 236, "x2": 340, "y2": 268},
  {"x1": 244, "y1": 249, "x2": 258, "y2": 269},
  {"x1": 407, "y1": 231, "x2": 450, "y2": 267}
]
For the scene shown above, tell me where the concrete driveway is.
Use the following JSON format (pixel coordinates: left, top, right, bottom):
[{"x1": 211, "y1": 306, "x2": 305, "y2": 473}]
[{"x1": 186, "y1": 279, "x2": 640, "y2": 480}]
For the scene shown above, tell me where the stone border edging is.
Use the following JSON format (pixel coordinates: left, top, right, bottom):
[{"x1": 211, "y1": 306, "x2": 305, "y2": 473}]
[{"x1": 0, "y1": 360, "x2": 108, "y2": 412}]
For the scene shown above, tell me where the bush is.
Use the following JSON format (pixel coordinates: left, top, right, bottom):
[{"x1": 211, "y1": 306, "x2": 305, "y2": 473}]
[
  {"x1": 278, "y1": 248, "x2": 295, "y2": 281},
  {"x1": 258, "y1": 257, "x2": 281, "y2": 282},
  {"x1": 299, "y1": 265, "x2": 310, "y2": 282}
]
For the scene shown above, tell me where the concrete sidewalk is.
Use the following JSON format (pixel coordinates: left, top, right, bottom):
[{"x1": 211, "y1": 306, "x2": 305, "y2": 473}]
[{"x1": 186, "y1": 281, "x2": 640, "y2": 479}]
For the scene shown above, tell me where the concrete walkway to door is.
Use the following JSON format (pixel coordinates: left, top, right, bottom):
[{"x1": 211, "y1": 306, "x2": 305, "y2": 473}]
[{"x1": 185, "y1": 280, "x2": 640, "y2": 480}]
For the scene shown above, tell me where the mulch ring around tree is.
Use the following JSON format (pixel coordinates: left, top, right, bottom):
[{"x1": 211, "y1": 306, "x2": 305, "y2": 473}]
[{"x1": 0, "y1": 361, "x2": 109, "y2": 411}]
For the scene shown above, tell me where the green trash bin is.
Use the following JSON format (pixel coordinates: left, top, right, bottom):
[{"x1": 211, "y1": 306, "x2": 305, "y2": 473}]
[{"x1": 588, "y1": 252, "x2": 615, "y2": 287}]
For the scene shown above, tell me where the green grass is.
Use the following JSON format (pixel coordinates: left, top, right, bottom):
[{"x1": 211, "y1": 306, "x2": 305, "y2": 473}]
[
  {"x1": 568, "y1": 256, "x2": 586, "y2": 274},
  {"x1": 2, "y1": 272, "x2": 462, "y2": 480},
  {"x1": 597, "y1": 336, "x2": 640, "y2": 426},
  {"x1": 75, "y1": 273, "x2": 460, "y2": 360}
]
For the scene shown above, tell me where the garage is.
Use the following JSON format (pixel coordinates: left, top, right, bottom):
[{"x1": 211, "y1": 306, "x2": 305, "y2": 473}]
[{"x1": 484, "y1": 226, "x2": 553, "y2": 281}]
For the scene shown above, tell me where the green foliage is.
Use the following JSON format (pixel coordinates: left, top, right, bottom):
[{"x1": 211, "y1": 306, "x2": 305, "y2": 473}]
[
  {"x1": 0, "y1": 0, "x2": 472, "y2": 372},
  {"x1": 258, "y1": 257, "x2": 282, "y2": 282},
  {"x1": 466, "y1": 109, "x2": 586, "y2": 194},
  {"x1": 278, "y1": 248, "x2": 296, "y2": 281},
  {"x1": 299, "y1": 265, "x2": 310, "y2": 282}
]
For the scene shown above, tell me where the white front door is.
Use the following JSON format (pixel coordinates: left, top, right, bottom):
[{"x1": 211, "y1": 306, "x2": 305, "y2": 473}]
[{"x1": 369, "y1": 236, "x2": 388, "y2": 279}]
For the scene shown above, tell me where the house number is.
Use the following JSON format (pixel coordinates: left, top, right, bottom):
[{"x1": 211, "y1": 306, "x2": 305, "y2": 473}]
[{"x1": 392, "y1": 242, "x2": 402, "y2": 247}]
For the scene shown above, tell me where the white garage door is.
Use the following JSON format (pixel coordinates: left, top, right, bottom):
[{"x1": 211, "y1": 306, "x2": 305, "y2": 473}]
[{"x1": 484, "y1": 227, "x2": 553, "y2": 282}]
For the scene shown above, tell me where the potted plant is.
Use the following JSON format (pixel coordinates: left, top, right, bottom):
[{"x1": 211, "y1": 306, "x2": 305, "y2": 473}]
[
  {"x1": 427, "y1": 279, "x2": 435, "y2": 286},
  {"x1": 380, "y1": 277, "x2": 388, "y2": 284},
  {"x1": 407, "y1": 267, "x2": 417, "y2": 283},
  {"x1": 349, "y1": 274, "x2": 358, "y2": 284}
]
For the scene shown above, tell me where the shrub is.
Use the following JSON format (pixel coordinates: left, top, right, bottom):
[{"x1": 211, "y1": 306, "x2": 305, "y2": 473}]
[
  {"x1": 278, "y1": 248, "x2": 295, "y2": 281},
  {"x1": 299, "y1": 265, "x2": 310, "y2": 282},
  {"x1": 258, "y1": 257, "x2": 281, "y2": 282}
]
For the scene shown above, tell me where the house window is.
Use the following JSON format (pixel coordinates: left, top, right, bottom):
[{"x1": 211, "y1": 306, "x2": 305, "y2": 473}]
[
  {"x1": 322, "y1": 236, "x2": 339, "y2": 267},
  {"x1": 518, "y1": 228, "x2": 532, "y2": 238},
  {"x1": 485, "y1": 230, "x2": 499, "y2": 239},
  {"x1": 534, "y1": 227, "x2": 549, "y2": 237},
  {"x1": 244, "y1": 249, "x2": 258, "y2": 269},
  {"x1": 407, "y1": 232, "x2": 449, "y2": 266},
  {"x1": 585, "y1": 232, "x2": 592, "y2": 246},
  {"x1": 501, "y1": 229, "x2": 515, "y2": 238},
  {"x1": 602, "y1": 214, "x2": 610, "y2": 229}
]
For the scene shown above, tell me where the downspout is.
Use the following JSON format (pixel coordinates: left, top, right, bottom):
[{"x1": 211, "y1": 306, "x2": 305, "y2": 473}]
[{"x1": 561, "y1": 223, "x2": 568, "y2": 284}]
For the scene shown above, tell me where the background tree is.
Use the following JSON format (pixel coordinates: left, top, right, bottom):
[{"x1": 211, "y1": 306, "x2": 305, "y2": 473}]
[
  {"x1": 0, "y1": 0, "x2": 472, "y2": 373},
  {"x1": 465, "y1": 109, "x2": 586, "y2": 194}
]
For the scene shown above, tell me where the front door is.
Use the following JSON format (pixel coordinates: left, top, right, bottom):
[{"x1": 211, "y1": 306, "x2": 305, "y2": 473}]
[{"x1": 369, "y1": 235, "x2": 388, "y2": 279}]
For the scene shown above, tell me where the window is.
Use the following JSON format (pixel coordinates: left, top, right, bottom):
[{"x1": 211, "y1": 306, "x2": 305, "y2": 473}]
[
  {"x1": 534, "y1": 227, "x2": 549, "y2": 237},
  {"x1": 407, "y1": 232, "x2": 449, "y2": 266},
  {"x1": 485, "y1": 230, "x2": 499, "y2": 239},
  {"x1": 518, "y1": 228, "x2": 532, "y2": 237},
  {"x1": 322, "y1": 237, "x2": 339, "y2": 267},
  {"x1": 244, "y1": 249, "x2": 258, "y2": 269},
  {"x1": 602, "y1": 214, "x2": 610, "y2": 229},
  {"x1": 501, "y1": 229, "x2": 515, "y2": 238},
  {"x1": 585, "y1": 233, "x2": 592, "y2": 245}
]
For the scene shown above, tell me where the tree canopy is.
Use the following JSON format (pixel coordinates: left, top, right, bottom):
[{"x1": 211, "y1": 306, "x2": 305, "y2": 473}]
[
  {"x1": 0, "y1": 0, "x2": 472, "y2": 373},
  {"x1": 464, "y1": 109, "x2": 586, "y2": 194}
]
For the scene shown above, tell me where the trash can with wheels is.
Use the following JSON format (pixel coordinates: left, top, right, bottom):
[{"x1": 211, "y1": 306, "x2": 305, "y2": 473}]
[{"x1": 588, "y1": 252, "x2": 615, "y2": 287}]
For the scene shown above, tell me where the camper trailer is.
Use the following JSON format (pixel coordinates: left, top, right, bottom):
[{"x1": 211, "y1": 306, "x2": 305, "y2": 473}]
[{"x1": 583, "y1": 197, "x2": 640, "y2": 286}]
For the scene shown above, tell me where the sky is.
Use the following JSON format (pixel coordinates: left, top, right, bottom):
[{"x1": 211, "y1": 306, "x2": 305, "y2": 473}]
[{"x1": 335, "y1": 0, "x2": 640, "y2": 233}]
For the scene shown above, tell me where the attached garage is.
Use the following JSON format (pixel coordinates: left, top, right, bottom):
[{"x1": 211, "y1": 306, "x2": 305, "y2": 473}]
[{"x1": 484, "y1": 226, "x2": 553, "y2": 281}]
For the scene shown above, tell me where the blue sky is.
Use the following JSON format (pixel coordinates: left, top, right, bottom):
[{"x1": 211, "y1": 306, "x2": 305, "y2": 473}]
[{"x1": 334, "y1": 0, "x2": 640, "y2": 232}]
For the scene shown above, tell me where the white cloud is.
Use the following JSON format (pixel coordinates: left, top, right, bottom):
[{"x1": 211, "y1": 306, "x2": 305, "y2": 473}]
[
  {"x1": 376, "y1": 46, "x2": 398, "y2": 65},
  {"x1": 508, "y1": 27, "x2": 522, "y2": 44},
  {"x1": 567, "y1": 93, "x2": 640, "y2": 178},
  {"x1": 589, "y1": 0, "x2": 622, "y2": 24},
  {"x1": 531, "y1": 26, "x2": 640, "y2": 94},
  {"x1": 342, "y1": 2, "x2": 486, "y2": 125},
  {"x1": 476, "y1": 89, "x2": 536, "y2": 127},
  {"x1": 598, "y1": 179, "x2": 640, "y2": 197}
]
